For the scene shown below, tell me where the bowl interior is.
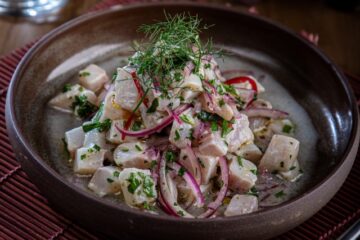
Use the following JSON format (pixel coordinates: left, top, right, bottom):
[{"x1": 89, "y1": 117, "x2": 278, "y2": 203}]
[{"x1": 11, "y1": 4, "x2": 354, "y2": 217}]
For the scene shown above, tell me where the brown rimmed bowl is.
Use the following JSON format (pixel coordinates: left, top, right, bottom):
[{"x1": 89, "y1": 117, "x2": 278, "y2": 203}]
[{"x1": 5, "y1": 2, "x2": 360, "y2": 240}]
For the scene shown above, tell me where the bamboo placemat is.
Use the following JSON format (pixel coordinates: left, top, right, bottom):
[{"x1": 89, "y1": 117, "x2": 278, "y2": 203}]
[{"x1": 0, "y1": 0, "x2": 359, "y2": 239}]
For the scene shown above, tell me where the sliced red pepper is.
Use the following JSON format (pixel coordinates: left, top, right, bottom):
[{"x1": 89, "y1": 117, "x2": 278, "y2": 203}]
[
  {"x1": 131, "y1": 72, "x2": 149, "y2": 107},
  {"x1": 122, "y1": 114, "x2": 134, "y2": 140},
  {"x1": 225, "y1": 76, "x2": 258, "y2": 93}
]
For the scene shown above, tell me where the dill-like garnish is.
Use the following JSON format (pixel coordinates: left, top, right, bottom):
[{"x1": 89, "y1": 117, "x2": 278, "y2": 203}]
[{"x1": 129, "y1": 13, "x2": 222, "y2": 98}]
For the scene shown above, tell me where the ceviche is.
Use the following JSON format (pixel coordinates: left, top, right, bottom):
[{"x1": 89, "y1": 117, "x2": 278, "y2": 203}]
[{"x1": 49, "y1": 14, "x2": 303, "y2": 218}]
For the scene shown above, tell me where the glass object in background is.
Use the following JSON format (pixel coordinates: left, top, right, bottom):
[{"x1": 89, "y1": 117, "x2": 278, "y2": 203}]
[{"x1": 0, "y1": 0, "x2": 68, "y2": 22}]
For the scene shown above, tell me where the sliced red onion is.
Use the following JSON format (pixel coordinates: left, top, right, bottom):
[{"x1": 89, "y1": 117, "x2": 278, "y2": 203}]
[
  {"x1": 193, "y1": 121, "x2": 205, "y2": 140},
  {"x1": 158, "y1": 192, "x2": 177, "y2": 216},
  {"x1": 179, "y1": 145, "x2": 202, "y2": 185},
  {"x1": 198, "y1": 156, "x2": 229, "y2": 218},
  {"x1": 116, "y1": 104, "x2": 191, "y2": 137},
  {"x1": 241, "y1": 108, "x2": 289, "y2": 119},
  {"x1": 159, "y1": 153, "x2": 194, "y2": 218},
  {"x1": 169, "y1": 162, "x2": 205, "y2": 208}
]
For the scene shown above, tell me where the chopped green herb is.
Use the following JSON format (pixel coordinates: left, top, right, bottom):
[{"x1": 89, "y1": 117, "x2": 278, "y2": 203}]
[
  {"x1": 143, "y1": 202, "x2": 155, "y2": 211},
  {"x1": 80, "y1": 154, "x2": 87, "y2": 160},
  {"x1": 93, "y1": 144, "x2": 101, "y2": 152},
  {"x1": 289, "y1": 166, "x2": 296, "y2": 171},
  {"x1": 282, "y1": 124, "x2": 293, "y2": 133},
  {"x1": 221, "y1": 119, "x2": 232, "y2": 137},
  {"x1": 107, "y1": 178, "x2": 114, "y2": 183},
  {"x1": 222, "y1": 84, "x2": 237, "y2": 96},
  {"x1": 82, "y1": 119, "x2": 112, "y2": 133},
  {"x1": 87, "y1": 148, "x2": 94, "y2": 153},
  {"x1": 275, "y1": 190, "x2": 286, "y2": 198},
  {"x1": 127, "y1": 172, "x2": 141, "y2": 194},
  {"x1": 180, "y1": 114, "x2": 194, "y2": 125},
  {"x1": 237, "y1": 156, "x2": 243, "y2": 167},
  {"x1": 165, "y1": 151, "x2": 176, "y2": 162},
  {"x1": 250, "y1": 169, "x2": 257, "y2": 175},
  {"x1": 92, "y1": 103, "x2": 104, "y2": 122},
  {"x1": 204, "y1": 63, "x2": 211, "y2": 69},
  {"x1": 112, "y1": 71, "x2": 117, "y2": 83},
  {"x1": 131, "y1": 120, "x2": 142, "y2": 131},
  {"x1": 113, "y1": 171, "x2": 120, "y2": 177},
  {"x1": 187, "y1": 128, "x2": 194, "y2": 140},
  {"x1": 174, "y1": 129, "x2": 181, "y2": 141},
  {"x1": 79, "y1": 71, "x2": 91, "y2": 77},
  {"x1": 135, "y1": 144, "x2": 143, "y2": 152},
  {"x1": 138, "y1": 172, "x2": 155, "y2": 197},
  {"x1": 211, "y1": 121, "x2": 218, "y2": 132},
  {"x1": 62, "y1": 84, "x2": 72, "y2": 93},
  {"x1": 146, "y1": 98, "x2": 159, "y2": 113},
  {"x1": 177, "y1": 210, "x2": 185, "y2": 216},
  {"x1": 218, "y1": 98, "x2": 225, "y2": 107},
  {"x1": 197, "y1": 111, "x2": 220, "y2": 122},
  {"x1": 178, "y1": 167, "x2": 186, "y2": 177},
  {"x1": 246, "y1": 187, "x2": 259, "y2": 197},
  {"x1": 121, "y1": 148, "x2": 129, "y2": 152},
  {"x1": 71, "y1": 95, "x2": 98, "y2": 119}
]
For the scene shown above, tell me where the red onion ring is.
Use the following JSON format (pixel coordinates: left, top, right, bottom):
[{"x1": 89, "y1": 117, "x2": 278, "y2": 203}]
[
  {"x1": 169, "y1": 162, "x2": 205, "y2": 207},
  {"x1": 198, "y1": 156, "x2": 229, "y2": 218},
  {"x1": 116, "y1": 104, "x2": 191, "y2": 137},
  {"x1": 159, "y1": 153, "x2": 194, "y2": 218}
]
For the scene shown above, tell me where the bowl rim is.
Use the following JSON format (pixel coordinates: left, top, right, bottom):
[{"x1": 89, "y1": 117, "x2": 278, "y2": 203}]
[{"x1": 6, "y1": 1, "x2": 360, "y2": 223}]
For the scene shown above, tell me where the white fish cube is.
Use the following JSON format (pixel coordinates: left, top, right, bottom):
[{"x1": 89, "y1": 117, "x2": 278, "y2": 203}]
[
  {"x1": 194, "y1": 149, "x2": 219, "y2": 185},
  {"x1": 99, "y1": 91, "x2": 129, "y2": 121},
  {"x1": 224, "y1": 195, "x2": 258, "y2": 216},
  {"x1": 226, "y1": 114, "x2": 254, "y2": 152},
  {"x1": 64, "y1": 127, "x2": 85, "y2": 155},
  {"x1": 181, "y1": 73, "x2": 203, "y2": 92},
  {"x1": 169, "y1": 120, "x2": 192, "y2": 149},
  {"x1": 88, "y1": 166, "x2": 122, "y2": 197},
  {"x1": 79, "y1": 64, "x2": 109, "y2": 93},
  {"x1": 235, "y1": 143, "x2": 263, "y2": 165},
  {"x1": 114, "y1": 68, "x2": 138, "y2": 112},
  {"x1": 83, "y1": 129, "x2": 106, "y2": 149},
  {"x1": 49, "y1": 84, "x2": 97, "y2": 112},
  {"x1": 259, "y1": 134, "x2": 299, "y2": 172},
  {"x1": 74, "y1": 146, "x2": 106, "y2": 175},
  {"x1": 106, "y1": 120, "x2": 137, "y2": 144},
  {"x1": 228, "y1": 155, "x2": 257, "y2": 192},
  {"x1": 118, "y1": 168, "x2": 157, "y2": 207},
  {"x1": 278, "y1": 160, "x2": 303, "y2": 182},
  {"x1": 113, "y1": 142, "x2": 150, "y2": 169},
  {"x1": 199, "y1": 132, "x2": 228, "y2": 157}
]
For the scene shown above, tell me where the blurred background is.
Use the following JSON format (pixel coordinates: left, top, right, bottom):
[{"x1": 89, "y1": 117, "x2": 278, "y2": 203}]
[{"x1": 0, "y1": 0, "x2": 359, "y2": 76}]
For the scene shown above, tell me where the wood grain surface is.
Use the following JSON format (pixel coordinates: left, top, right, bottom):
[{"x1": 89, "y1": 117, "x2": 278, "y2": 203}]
[{"x1": 0, "y1": 0, "x2": 359, "y2": 75}]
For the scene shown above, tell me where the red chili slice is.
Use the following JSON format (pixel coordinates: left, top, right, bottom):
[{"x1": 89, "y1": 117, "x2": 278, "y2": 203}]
[
  {"x1": 225, "y1": 76, "x2": 258, "y2": 93},
  {"x1": 131, "y1": 72, "x2": 149, "y2": 107}
]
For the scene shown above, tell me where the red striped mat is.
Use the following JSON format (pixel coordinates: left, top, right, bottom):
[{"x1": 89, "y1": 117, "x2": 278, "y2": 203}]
[{"x1": 1, "y1": 0, "x2": 360, "y2": 239}]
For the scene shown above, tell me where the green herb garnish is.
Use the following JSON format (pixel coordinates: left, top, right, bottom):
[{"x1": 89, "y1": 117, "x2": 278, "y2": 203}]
[
  {"x1": 275, "y1": 190, "x2": 286, "y2": 198},
  {"x1": 282, "y1": 124, "x2": 293, "y2": 133},
  {"x1": 180, "y1": 114, "x2": 194, "y2": 125},
  {"x1": 221, "y1": 119, "x2": 232, "y2": 137},
  {"x1": 135, "y1": 144, "x2": 143, "y2": 152},
  {"x1": 82, "y1": 119, "x2": 112, "y2": 133},
  {"x1": 146, "y1": 98, "x2": 159, "y2": 113},
  {"x1": 71, "y1": 95, "x2": 98, "y2": 119},
  {"x1": 127, "y1": 172, "x2": 141, "y2": 194},
  {"x1": 174, "y1": 129, "x2": 181, "y2": 141},
  {"x1": 178, "y1": 167, "x2": 186, "y2": 177},
  {"x1": 79, "y1": 71, "x2": 91, "y2": 77},
  {"x1": 62, "y1": 84, "x2": 72, "y2": 93},
  {"x1": 237, "y1": 156, "x2": 243, "y2": 167},
  {"x1": 107, "y1": 178, "x2": 114, "y2": 183},
  {"x1": 113, "y1": 171, "x2": 120, "y2": 177},
  {"x1": 165, "y1": 151, "x2": 176, "y2": 162},
  {"x1": 211, "y1": 121, "x2": 218, "y2": 132}
]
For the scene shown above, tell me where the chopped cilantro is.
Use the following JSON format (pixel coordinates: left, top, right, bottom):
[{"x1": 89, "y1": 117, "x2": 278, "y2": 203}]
[
  {"x1": 222, "y1": 84, "x2": 237, "y2": 96},
  {"x1": 138, "y1": 172, "x2": 155, "y2": 197},
  {"x1": 197, "y1": 111, "x2": 219, "y2": 122},
  {"x1": 177, "y1": 210, "x2": 185, "y2": 216},
  {"x1": 131, "y1": 120, "x2": 142, "y2": 131},
  {"x1": 174, "y1": 129, "x2": 181, "y2": 141},
  {"x1": 93, "y1": 144, "x2": 100, "y2": 152},
  {"x1": 204, "y1": 63, "x2": 211, "y2": 69},
  {"x1": 82, "y1": 119, "x2": 112, "y2": 133},
  {"x1": 237, "y1": 156, "x2": 243, "y2": 167},
  {"x1": 275, "y1": 190, "x2": 286, "y2": 198},
  {"x1": 121, "y1": 148, "x2": 129, "y2": 152},
  {"x1": 113, "y1": 171, "x2": 120, "y2": 177},
  {"x1": 211, "y1": 121, "x2": 218, "y2": 132},
  {"x1": 221, "y1": 119, "x2": 232, "y2": 137},
  {"x1": 143, "y1": 202, "x2": 155, "y2": 211},
  {"x1": 165, "y1": 151, "x2": 176, "y2": 162},
  {"x1": 112, "y1": 71, "x2": 117, "y2": 83},
  {"x1": 107, "y1": 178, "x2": 114, "y2": 183},
  {"x1": 80, "y1": 154, "x2": 86, "y2": 160},
  {"x1": 150, "y1": 160, "x2": 157, "y2": 169},
  {"x1": 127, "y1": 172, "x2": 141, "y2": 194},
  {"x1": 282, "y1": 124, "x2": 293, "y2": 133},
  {"x1": 79, "y1": 71, "x2": 90, "y2": 77},
  {"x1": 135, "y1": 144, "x2": 143, "y2": 152},
  {"x1": 250, "y1": 169, "x2": 257, "y2": 175},
  {"x1": 218, "y1": 98, "x2": 225, "y2": 107},
  {"x1": 180, "y1": 114, "x2": 194, "y2": 125},
  {"x1": 178, "y1": 167, "x2": 186, "y2": 177},
  {"x1": 62, "y1": 84, "x2": 72, "y2": 93},
  {"x1": 146, "y1": 98, "x2": 159, "y2": 113},
  {"x1": 246, "y1": 187, "x2": 259, "y2": 197},
  {"x1": 71, "y1": 95, "x2": 98, "y2": 119}
]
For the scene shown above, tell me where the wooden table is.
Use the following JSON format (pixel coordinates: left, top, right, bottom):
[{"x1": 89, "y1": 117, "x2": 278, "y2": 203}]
[{"x1": 0, "y1": 0, "x2": 359, "y2": 75}]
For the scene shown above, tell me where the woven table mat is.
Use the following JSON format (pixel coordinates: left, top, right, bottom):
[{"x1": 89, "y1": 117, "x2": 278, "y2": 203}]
[{"x1": 1, "y1": 0, "x2": 360, "y2": 239}]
